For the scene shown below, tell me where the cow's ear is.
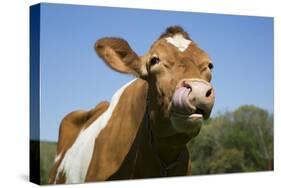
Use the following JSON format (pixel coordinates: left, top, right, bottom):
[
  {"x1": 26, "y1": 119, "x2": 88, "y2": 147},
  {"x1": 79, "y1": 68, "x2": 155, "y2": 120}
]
[{"x1": 95, "y1": 38, "x2": 147, "y2": 77}]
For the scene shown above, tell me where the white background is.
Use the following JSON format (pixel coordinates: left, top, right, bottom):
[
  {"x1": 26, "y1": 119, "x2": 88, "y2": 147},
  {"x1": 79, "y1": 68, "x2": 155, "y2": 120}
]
[{"x1": 0, "y1": 0, "x2": 280, "y2": 187}]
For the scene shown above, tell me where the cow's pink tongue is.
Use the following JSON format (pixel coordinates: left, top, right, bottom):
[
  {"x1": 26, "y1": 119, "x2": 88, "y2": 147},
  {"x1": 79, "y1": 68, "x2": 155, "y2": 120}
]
[{"x1": 171, "y1": 87, "x2": 191, "y2": 114}]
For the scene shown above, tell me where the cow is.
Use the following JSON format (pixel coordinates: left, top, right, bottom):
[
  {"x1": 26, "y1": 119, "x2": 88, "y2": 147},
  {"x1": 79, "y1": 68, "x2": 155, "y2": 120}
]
[{"x1": 48, "y1": 26, "x2": 215, "y2": 184}]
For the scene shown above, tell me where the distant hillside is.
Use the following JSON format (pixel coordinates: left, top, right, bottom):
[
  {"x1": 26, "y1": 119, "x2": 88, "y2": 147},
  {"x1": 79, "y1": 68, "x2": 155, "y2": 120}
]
[{"x1": 40, "y1": 141, "x2": 57, "y2": 184}]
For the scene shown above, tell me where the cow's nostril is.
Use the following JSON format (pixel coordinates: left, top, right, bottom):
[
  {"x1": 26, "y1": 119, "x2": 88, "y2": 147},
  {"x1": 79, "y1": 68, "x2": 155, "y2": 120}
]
[
  {"x1": 182, "y1": 81, "x2": 192, "y2": 90},
  {"x1": 206, "y1": 88, "x2": 213, "y2": 98}
]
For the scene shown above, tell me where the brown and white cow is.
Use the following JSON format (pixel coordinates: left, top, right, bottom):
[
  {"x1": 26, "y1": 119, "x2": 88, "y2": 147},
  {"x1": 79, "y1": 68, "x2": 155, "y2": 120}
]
[{"x1": 49, "y1": 26, "x2": 215, "y2": 184}]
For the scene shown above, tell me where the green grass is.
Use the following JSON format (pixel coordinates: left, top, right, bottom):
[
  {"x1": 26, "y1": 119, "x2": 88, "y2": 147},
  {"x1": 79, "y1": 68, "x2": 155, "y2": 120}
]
[{"x1": 40, "y1": 141, "x2": 57, "y2": 185}]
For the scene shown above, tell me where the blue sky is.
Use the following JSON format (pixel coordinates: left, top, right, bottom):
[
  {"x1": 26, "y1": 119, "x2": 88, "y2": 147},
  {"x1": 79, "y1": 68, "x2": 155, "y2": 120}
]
[{"x1": 38, "y1": 3, "x2": 273, "y2": 141}]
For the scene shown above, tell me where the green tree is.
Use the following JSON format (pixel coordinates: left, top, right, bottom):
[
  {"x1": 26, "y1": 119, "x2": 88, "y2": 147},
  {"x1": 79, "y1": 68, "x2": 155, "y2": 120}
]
[{"x1": 188, "y1": 105, "x2": 273, "y2": 175}]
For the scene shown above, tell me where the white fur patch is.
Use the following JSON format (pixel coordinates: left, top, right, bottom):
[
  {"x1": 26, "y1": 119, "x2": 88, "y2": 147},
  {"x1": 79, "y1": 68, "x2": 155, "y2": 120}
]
[
  {"x1": 55, "y1": 79, "x2": 136, "y2": 184},
  {"x1": 165, "y1": 34, "x2": 192, "y2": 52},
  {"x1": 54, "y1": 153, "x2": 62, "y2": 164}
]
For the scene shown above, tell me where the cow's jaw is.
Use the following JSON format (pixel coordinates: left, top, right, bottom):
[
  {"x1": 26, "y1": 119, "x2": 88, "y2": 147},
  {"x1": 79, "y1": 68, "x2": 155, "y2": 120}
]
[{"x1": 169, "y1": 110, "x2": 203, "y2": 136}]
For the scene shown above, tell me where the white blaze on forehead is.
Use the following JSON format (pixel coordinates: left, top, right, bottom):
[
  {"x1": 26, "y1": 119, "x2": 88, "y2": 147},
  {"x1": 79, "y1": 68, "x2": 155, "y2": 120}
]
[
  {"x1": 55, "y1": 79, "x2": 136, "y2": 184},
  {"x1": 165, "y1": 34, "x2": 192, "y2": 52}
]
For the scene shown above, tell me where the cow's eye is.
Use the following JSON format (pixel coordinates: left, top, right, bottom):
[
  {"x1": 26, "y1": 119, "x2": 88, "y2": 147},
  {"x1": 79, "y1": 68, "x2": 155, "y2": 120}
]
[
  {"x1": 208, "y1": 63, "x2": 214, "y2": 70},
  {"x1": 150, "y1": 56, "x2": 160, "y2": 66}
]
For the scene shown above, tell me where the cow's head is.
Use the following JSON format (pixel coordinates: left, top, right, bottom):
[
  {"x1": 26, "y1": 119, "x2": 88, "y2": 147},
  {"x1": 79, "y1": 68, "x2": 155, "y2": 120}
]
[{"x1": 95, "y1": 26, "x2": 215, "y2": 141}]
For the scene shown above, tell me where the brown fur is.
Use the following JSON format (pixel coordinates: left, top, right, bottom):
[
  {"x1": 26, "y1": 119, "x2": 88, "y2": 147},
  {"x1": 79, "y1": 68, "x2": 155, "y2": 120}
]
[
  {"x1": 48, "y1": 101, "x2": 109, "y2": 184},
  {"x1": 86, "y1": 79, "x2": 148, "y2": 181}
]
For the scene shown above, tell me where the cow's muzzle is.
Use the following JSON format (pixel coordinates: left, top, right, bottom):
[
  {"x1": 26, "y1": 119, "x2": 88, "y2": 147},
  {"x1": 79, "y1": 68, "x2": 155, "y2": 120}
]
[{"x1": 171, "y1": 78, "x2": 215, "y2": 120}]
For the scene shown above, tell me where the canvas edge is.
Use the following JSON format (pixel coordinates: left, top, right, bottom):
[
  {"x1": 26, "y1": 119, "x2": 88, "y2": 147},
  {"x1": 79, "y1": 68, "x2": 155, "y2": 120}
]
[{"x1": 29, "y1": 3, "x2": 41, "y2": 185}]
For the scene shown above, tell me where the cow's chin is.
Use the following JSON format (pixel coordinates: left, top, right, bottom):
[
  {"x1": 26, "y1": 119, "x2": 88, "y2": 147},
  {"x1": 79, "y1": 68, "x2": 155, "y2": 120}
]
[{"x1": 170, "y1": 110, "x2": 203, "y2": 137}]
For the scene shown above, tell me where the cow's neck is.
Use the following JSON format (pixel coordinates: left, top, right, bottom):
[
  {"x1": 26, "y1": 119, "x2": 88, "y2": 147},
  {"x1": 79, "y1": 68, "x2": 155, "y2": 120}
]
[
  {"x1": 144, "y1": 85, "x2": 190, "y2": 172},
  {"x1": 108, "y1": 80, "x2": 189, "y2": 179},
  {"x1": 132, "y1": 107, "x2": 189, "y2": 177},
  {"x1": 147, "y1": 114, "x2": 189, "y2": 166}
]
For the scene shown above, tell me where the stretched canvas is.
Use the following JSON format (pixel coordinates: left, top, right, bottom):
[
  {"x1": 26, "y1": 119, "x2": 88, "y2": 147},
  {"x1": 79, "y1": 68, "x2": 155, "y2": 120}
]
[{"x1": 30, "y1": 3, "x2": 274, "y2": 185}]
